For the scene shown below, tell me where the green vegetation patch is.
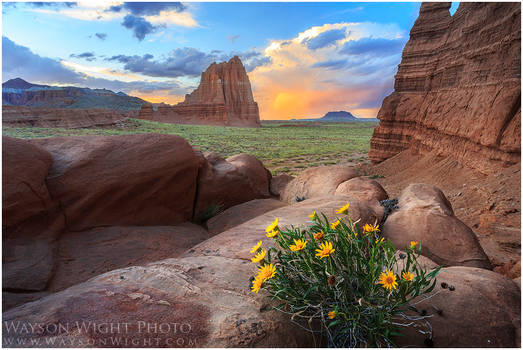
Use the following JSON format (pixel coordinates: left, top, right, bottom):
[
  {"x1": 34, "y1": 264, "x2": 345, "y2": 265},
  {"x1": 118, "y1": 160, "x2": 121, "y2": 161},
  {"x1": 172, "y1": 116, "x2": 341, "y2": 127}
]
[{"x1": 3, "y1": 119, "x2": 376, "y2": 174}]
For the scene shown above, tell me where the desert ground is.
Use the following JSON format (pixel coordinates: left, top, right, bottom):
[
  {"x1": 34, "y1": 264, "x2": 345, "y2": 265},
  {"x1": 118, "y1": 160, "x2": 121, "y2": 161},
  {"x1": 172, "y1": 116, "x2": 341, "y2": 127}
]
[{"x1": 3, "y1": 120, "x2": 376, "y2": 176}]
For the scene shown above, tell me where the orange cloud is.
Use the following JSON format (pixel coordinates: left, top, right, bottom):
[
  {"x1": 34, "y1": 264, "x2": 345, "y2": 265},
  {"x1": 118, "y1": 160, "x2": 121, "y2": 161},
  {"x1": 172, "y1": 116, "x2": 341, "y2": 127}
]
[
  {"x1": 131, "y1": 90, "x2": 184, "y2": 105},
  {"x1": 248, "y1": 22, "x2": 404, "y2": 120}
]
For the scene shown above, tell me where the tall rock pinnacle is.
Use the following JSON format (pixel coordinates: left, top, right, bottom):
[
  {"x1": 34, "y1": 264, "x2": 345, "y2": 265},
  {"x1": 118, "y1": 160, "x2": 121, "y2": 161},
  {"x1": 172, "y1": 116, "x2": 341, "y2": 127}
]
[{"x1": 139, "y1": 56, "x2": 261, "y2": 127}]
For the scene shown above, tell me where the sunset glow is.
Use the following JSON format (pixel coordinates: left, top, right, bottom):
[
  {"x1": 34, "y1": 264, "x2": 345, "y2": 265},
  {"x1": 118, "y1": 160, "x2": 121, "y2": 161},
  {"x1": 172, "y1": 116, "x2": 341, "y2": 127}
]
[{"x1": 3, "y1": 2, "x2": 421, "y2": 119}]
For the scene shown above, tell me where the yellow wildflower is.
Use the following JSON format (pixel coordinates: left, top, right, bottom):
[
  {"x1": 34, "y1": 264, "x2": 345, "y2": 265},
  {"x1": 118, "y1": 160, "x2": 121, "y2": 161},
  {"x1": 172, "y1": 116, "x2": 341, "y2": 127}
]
[
  {"x1": 315, "y1": 241, "x2": 335, "y2": 259},
  {"x1": 336, "y1": 202, "x2": 350, "y2": 215},
  {"x1": 313, "y1": 230, "x2": 324, "y2": 240},
  {"x1": 289, "y1": 239, "x2": 307, "y2": 252},
  {"x1": 257, "y1": 263, "x2": 276, "y2": 280},
  {"x1": 251, "y1": 249, "x2": 266, "y2": 263},
  {"x1": 266, "y1": 229, "x2": 278, "y2": 238},
  {"x1": 378, "y1": 270, "x2": 398, "y2": 291},
  {"x1": 251, "y1": 276, "x2": 263, "y2": 293},
  {"x1": 375, "y1": 237, "x2": 385, "y2": 244},
  {"x1": 402, "y1": 271, "x2": 414, "y2": 282},
  {"x1": 308, "y1": 211, "x2": 317, "y2": 220},
  {"x1": 410, "y1": 241, "x2": 418, "y2": 249},
  {"x1": 330, "y1": 219, "x2": 341, "y2": 230},
  {"x1": 362, "y1": 223, "x2": 380, "y2": 234},
  {"x1": 250, "y1": 240, "x2": 262, "y2": 253},
  {"x1": 266, "y1": 218, "x2": 279, "y2": 233},
  {"x1": 328, "y1": 311, "x2": 337, "y2": 319}
]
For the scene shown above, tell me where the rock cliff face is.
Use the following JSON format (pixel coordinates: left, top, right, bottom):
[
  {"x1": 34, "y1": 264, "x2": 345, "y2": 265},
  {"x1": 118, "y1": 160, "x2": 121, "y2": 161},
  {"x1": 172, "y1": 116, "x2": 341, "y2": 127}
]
[
  {"x1": 138, "y1": 56, "x2": 261, "y2": 127},
  {"x1": 2, "y1": 106, "x2": 129, "y2": 128},
  {"x1": 2, "y1": 78, "x2": 146, "y2": 111},
  {"x1": 369, "y1": 2, "x2": 521, "y2": 174}
]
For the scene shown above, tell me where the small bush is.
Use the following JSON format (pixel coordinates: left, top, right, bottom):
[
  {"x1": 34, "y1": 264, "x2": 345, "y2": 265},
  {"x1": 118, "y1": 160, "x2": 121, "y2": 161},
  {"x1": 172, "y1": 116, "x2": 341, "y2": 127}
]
[{"x1": 249, "y1": 204, "x2": 440, "y2": 347}]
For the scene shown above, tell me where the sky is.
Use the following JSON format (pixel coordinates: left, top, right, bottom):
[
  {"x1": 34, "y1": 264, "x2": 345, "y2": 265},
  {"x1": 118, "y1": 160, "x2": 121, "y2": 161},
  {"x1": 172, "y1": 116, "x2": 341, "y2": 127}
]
[{"x1": 1, "y1": 1, "x2": 445, "y2": 119}]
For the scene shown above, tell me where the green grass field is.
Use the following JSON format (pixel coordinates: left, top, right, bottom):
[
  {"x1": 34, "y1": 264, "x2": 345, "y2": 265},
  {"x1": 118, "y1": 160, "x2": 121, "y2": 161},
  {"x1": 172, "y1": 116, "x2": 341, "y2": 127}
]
[{"x1": 3, "y1": 119, "x2": 377, "y2": 175}]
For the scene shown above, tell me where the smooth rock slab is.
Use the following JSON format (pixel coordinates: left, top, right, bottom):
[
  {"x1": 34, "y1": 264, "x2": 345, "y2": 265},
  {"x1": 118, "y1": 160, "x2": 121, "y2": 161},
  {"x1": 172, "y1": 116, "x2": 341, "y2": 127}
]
[
  {"x1": 186, "y1": 195, "x2": 384, "y2": 261},
  {"x1": 395, "y1": 266, "x2": 520, "y2": 347},
  {"x1": 48, "y1": 223, "x2": 210, "y2": 292},
  {"x1": 206, "y1": 199, "x2": 287, "y2": 235},
  {"x1": 384, "y1": 184, "x2": 492, "y2": 269},
  {"x1": 280, "y1": 165, "x2": 359, "y2": 203},
  {"x1": 2, "y1": 256, "x2": 314, "y2": 348}
]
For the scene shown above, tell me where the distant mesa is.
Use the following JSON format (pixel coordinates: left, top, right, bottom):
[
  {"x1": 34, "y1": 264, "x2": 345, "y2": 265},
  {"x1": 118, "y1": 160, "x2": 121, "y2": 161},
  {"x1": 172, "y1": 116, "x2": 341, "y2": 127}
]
[
  {"x1": 291, "y1": 110, "x2": 378, "y2": 122},
  {"x1": 2, "y1": 78, "x2": 146, "y2": 112},
  {"x1": 138, "y1": 56, "x2": 261, "y2": 127},
  {"x1": 320, "y1": 111, "x2": 357, "y2": 121}
]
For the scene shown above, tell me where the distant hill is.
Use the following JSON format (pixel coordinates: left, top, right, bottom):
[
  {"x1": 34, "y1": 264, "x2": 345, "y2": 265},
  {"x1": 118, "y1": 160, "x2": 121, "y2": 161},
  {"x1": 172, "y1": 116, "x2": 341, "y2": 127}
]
[
  {"x1": 2, "y1": 78, "x2": 146, "y2": 111},
  {"x1": 320, "y1": 111, "x2": 358, "y2": 121},
  {"x1": 291, "y1": 110, "x2": 379, "y2": 122},
  {"x1": 3, "y1": 77, "x2": 49, "y2": 90}
]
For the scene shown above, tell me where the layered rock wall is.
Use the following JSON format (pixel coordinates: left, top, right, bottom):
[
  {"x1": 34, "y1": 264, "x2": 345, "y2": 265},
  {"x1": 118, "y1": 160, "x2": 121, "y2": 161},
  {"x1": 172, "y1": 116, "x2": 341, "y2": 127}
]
[
  {"x1": 369, "y1": 2, "x2": 521, "y2": 174},
  {"x1": 2, "y1": 106, "x2": 129, "y2": 128},
  {"x1": 138, "y1": 56, "x2": 261, "y2": 127}
]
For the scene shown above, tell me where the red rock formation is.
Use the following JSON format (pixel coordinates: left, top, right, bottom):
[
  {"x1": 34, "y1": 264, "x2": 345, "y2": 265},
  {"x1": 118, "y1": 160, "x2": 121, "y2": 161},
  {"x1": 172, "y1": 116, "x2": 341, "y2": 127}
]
[
  {"x1": 138, "y1": 56, "x2": 261, "y2": 127},
  {"x1": 2, "y1": 106, "x2": 128, "y2": 128},
  {"x1": 369, "y1": 2, "x2": 521, "y2": 174},
  {"x1": 31, "y1": 134, "x2": 200, "y2": 231}
]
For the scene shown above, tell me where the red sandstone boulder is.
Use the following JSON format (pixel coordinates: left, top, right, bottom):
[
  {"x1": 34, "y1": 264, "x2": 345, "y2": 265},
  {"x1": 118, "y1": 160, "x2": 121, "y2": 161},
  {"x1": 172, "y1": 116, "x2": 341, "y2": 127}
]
[
  {"x1": 3, "y1": 137, "x2": 63, "y2": 292},
  {"x1": 383, "y1": 184, "x2": 491, "y2": 269},
  {"x1": 269, "y1": 174, "x2": 294, "y2": 196},
  {"x1": 31, "y1": 134, "x2": 200, "y2": 231},
  {"x1": 3, "y1": 136, "x2": 54, "y2": 234},
  {"x1": 395, "y1": 266, "x2": 520, "y2": 347},
  {"x1": 3, "y1": 291, "x2": 50, "y2": 312},
  {"x1": 280, "y1": 165, "x2": 359, "y2": 203},
  {"x1": 5, "y1": 194, "x2": 381, "y2": 347},
  {"x1": 49, "y1": 223, "x2": 210, "y2": 292},
  {"x1": 187, "y1": 195, "x2": 384, "y2": 261},
  {"x1": 194, "y1": 152, "x2": 271, "y2": 217},
  {"x1": 227, "y1": 154, "x2": 272, "y2": 196},
  {"x1": 3, "y1": 237, "x2": 56, "y2": 292},
  {"x1": 2, "y1": 255, "x2": 316, "y2": 347},
  {"x1": 206, "y1": 199, "x2": 287, "y2": 235},
  {"x1": 335, "y1": 177, "x2": 389, "y2": 202}
]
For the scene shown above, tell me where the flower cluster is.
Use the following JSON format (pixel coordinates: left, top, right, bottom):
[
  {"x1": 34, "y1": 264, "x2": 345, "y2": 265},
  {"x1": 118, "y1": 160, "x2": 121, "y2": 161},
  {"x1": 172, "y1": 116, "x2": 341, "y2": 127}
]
[
  {"x1": 248, "y1": 202, "x2": 440, "y2": 347},
  {"x1": 249, "y1": 239, "x2": 278, "y2": 293}
]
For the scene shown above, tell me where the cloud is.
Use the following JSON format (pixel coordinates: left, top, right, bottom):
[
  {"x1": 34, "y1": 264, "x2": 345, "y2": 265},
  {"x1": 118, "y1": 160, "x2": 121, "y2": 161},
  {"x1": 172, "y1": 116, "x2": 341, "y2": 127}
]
[
  {"x1": 2, "y1": 37, "x2": 191, "y2": 103},
  {"x1": 107, "y1": 48, "x2": 271, "y2": 77},
  {"x1": 121, "y1": 15, "x2": 157, "y2": 41},
  {"x1": 310, "y1": 59, "x2": 348, "y2": 70},
  {"x1": 95, "y1": 32, "x2": 107, "y2": 40},
  {"x1": 108, "y1": 2, "x2": 186, "y2": 16},
  {"x1": 303, "y1": 28, "x2": 347, "y2": 50},
  {"x1": 107, "y1": 48, "x2": 223, "y2": 77},
  {"x1": 248, "y1": 22, "x2": 407, "y2": 119},
  {"x1": 27, "y1": 2, "x2": 198, "y2": 34},
  {"x1": 340, "y1": 37, "x2": 407, "y2": 56},
  {"x1": 2, "y1": 36, "x2": 82, "y2": 84},
  {"x1": 227, "y1": 34, "x2": 240, "y2": 44},
  {"x1": 27, "y1": 2, "x2": 77, "y2": 8},
  {"x1": 70, "y1": 52, "x2": 97, "y2": 61}
]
